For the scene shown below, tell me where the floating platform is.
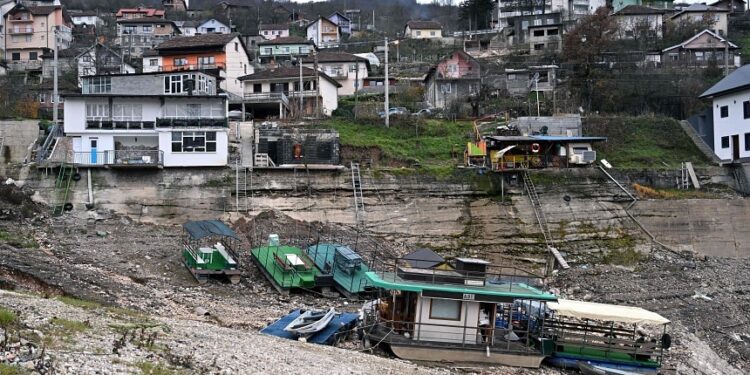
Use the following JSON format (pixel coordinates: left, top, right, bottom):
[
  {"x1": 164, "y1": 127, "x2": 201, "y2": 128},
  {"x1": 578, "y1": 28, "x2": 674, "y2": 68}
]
[
  {"x1": 261, "y1": 309, "x2": 359, "y2": 346},
  {"x1": 250, "y1": 245, "x2": 319, "y2": 294},
  {"x1": 306, "y1": 243, "x2": 373, "y2": 298},
  {"x1": 182, "y1": 220, "x2": 242, "y2": 284}
]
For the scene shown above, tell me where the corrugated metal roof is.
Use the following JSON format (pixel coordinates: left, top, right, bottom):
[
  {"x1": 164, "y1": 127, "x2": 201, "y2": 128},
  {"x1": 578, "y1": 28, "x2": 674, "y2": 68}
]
[{"x1": 183, "y1": 220, "x2": 239, "y2": 240}]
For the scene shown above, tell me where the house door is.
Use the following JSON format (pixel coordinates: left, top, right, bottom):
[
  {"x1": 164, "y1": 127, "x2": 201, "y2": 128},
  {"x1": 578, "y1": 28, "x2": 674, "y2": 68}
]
[
  {"x1": 90, "y1": 139, "x2": 98, "y2": 164},
  {"x1": 733, "y1": 134, "x2": 740, "y2": 161}
]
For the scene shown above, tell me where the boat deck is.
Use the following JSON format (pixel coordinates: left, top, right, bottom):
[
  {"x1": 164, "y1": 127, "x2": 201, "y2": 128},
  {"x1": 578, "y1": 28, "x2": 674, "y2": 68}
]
[
  {"x1": 555, "y1": 344, "x2": 660, "y2": 368},
  {"x1": 306, "y1": 244, "x2": 373, "y2": 297},
  {"x1": 261, "y1": 309, "x2": 359, "y2": 345},
  {"x1": 250, "y1": 246, "x2": 318, "y2": 293}
]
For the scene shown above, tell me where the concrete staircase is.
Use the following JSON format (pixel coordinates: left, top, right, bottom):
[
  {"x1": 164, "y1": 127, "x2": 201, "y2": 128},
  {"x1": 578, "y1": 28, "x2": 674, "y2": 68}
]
[{"x1": 680, "y1": 120, "x2": 721, "y2": 164}]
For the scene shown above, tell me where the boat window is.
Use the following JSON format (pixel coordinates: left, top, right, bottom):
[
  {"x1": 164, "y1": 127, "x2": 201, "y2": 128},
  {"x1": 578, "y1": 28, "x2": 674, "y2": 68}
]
[
  {"x1": 429, "y1": 299, "x2": 462, "y2": 321},
  {"x1": 572, "y1": 146, "x2": 589, "y2": 155}
]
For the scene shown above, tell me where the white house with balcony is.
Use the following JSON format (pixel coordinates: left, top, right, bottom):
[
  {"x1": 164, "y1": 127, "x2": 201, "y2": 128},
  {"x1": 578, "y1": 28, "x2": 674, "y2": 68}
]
[
  {"x1": 237, "y1": 67, "x2": 340, "y2": 119},
  {"x1": 306, "y1": 17, "x2": 340, "y2": 48},
  {"x1": 63, "y1": 71, "x2": 229, "y2": 168},
  {"x1": 301, "y1": 52, "x2": 368, "y2": 96}
]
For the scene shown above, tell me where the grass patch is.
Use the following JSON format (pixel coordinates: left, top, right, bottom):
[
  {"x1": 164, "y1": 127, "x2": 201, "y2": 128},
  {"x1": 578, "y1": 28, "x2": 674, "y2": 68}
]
[
  {"x1": 0, "y1": 364, "x2": 30, "y2": 375},
  {"x1": 601, "y1": 247, "x2": 645, "y2": 266},
  {"x1": 0, "y1": 230, "x2": 38, "y2": 249},
  {"x1": 56, "y1": 296, "x2": 101, "y2": 310},
  {"x1": 321, "y1": 117, "x2": 473, "y2": 173},
  {"x1": 583, "y1": 115, "x2": 711, "y2": 169},
  {"x1": 632, "y1": 183, "x2": 722, "y2": 199},
  {"x1": 134, "y1": 361, "x2": 183, "y2": 375},
  {"x1": 41, "y1": 318, "x2": 90, "y2": 347}
]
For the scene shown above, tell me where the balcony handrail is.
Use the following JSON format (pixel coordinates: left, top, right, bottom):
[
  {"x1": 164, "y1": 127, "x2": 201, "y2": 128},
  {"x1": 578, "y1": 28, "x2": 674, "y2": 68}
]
[
  {"x1": 70, "y1": 150, "x2": 163, "y2": 167},
  {"x1": 155, "y1": 117, "x2": 228, "y2": 127},
  {"x1": 161, "y1": 62, "x2": 226, "y2": 72},
  {"x1": 10, "y1": 27, "x2": 34, "y2": 33}
]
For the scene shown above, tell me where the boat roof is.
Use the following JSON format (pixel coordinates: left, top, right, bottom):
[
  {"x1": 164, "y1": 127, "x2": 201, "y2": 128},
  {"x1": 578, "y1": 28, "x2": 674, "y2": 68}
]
[
  {"x1": 547, "y1": 299, "x2": 670, "y2": 325},
  {"x1": 401, "y1": 248, "x2": 445, "y2": 269},
  {"x1": 183, "y1": 220, "x2": 239, "y2": 240},
  {"x1": 485, "y1": 135, "x2": 607, "y2": 143},
  {"x1": 364, "y1": 271, "x2": 557, "y2": 301}
]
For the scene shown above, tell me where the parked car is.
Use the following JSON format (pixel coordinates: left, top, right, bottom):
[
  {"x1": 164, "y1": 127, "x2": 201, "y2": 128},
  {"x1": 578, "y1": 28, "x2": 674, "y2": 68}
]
[
  {"x1": 378, "y1": 107, "x2": 409, "y2": 118},
  {"x1": 412, "y1": 108, "x2": 445, "y2": 119}
]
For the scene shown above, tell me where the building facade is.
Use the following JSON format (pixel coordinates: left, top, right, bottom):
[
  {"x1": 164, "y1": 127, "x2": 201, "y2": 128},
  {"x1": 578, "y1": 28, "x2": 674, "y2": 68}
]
[
  {"x1": 612, "y1": 5, "x2": 667, "y2": 40},
  {"x1": 669, "y1": 3, "x2": 730, "y2": 36},
  {"x1": 257, "y1": 36, "x2": 313, "y2": 64},
  {"x1": 3, "y1": 2, "x2": 72, "y2": 72},
  {"x1": 328, "y1": 12, "x2": 352, "y2": 35},
  {"x1": 76, "y1": 43, "x2": 135, "y2": 84},
  {"x1": 63, "y1": 71, "x2": 228, "y2": 168},
  {"x1": 301, "y1": 52, "x2": 368, "y2": 96},
  {"x1": 661, "y1": 29, "x2": 739, "y2": 69},
  {"x1": 197, "y1": 19, "x2": 230, "y2": 34},
  {"x1": 143, "y1": 33, "x2": 253, "y2": 98},
  {"x1": 424, "y1": 50, "x2": 481, "y2": 109},
  {"x1": 116, "y1": 17, "x2": 180, "y2": 59},
  {"x1": 404, "y1": 20, "x2": 442, "y2": 39},
  {"x1": 238, "y1": 67, "x2": 340, "y2": 118},
  {"x1": 306, "y1": 17, "x2": 340, "y2": 48},
  {"x1": 259, "y1": 24, "x2": 289, "y2": 40}
]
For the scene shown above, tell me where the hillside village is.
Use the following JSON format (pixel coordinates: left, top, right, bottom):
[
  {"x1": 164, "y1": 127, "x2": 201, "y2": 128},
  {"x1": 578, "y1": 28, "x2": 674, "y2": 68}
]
[{"x1": 0, "y1": 0, "x2": 749, "y2": 374}]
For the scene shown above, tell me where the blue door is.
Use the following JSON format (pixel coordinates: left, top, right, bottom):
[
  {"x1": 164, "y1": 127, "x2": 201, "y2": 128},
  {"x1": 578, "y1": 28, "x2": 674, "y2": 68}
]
[{"x1": 90, "y1": 139, "x2": 97, "y2": 164}]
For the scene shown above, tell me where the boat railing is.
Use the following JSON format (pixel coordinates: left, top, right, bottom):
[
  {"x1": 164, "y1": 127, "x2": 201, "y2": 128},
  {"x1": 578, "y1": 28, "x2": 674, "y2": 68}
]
[
  {"x1": 253, "y1": 245, "x2": 316, "y2": 289},
  {"x1": 365, "y1": 315, "x2": 544, "y2": 354},
  {"x1": 368, "y1": 255, "x2": 547, "y2": 291},
  {"x1": 539, "y1": 318, "x2": 665, "y2": 364},
  {"x1": 305, "y1": 243, "x2": 375, "y2": 293}
]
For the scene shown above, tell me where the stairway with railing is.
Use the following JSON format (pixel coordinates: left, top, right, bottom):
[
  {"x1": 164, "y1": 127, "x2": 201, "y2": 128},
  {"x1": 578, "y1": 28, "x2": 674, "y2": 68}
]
[
  {"x1": 522, "y1": 171, "x2": 570, "y2": 272},
  {"x1": 51, "y1": 163, "x2": 75, "y2": 216},
  {"x1": 36, "y1": 124, "x2": 63, "y2": 163},
  {"x1": 351, "y1": 162, "x2": 365, "y2": 224}
]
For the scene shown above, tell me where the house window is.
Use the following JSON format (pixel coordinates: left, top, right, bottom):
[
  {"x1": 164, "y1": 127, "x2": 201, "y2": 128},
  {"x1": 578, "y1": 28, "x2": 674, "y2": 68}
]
[
  {"x1": 11, "y1": 53, "x2": 20, "y2": 61},
  {"x1": 721, "y1": 105, "x2": 729, "y2": 118},
  {"x1": 198, "y1": 56, "x2": 215, "y2": 66},
  {"x1": 162, "y1": 103, "x2": 223, "y2": 118},
  {"x1": 547, "y1": 29, "x2": 559, "y2": 36},
  {"x1": 744, "y1": 101, "x2": 750, "y2": 119},
  {"x1": 534, "y1": 43, "x2": 545, "y2": 50},
  {"x1": 533, "y1": 29, "x2": 545, "y2": 37},
  {"x1": 171, "y1": 131, "x2": 217, "y2": 153},
  {"x1": 82, "y1": 76, "x2": 112, "y2": 94},
  {"x1": 429, "y1": 299, "x2": 461, "y2": 321},
  {"x1": 29, "y1": 52, "x2": 37, "y2": 60},
  {"x1": 722, "y1": 136, "x2": 730, "y2": 148},
  {"x1": 669, "y1": 53, "x2": 678, "y2": 61},
  {"x1": 85, "y1": 103, "x2": 109, "y2": 120},
  {"x1": 416, "y1": 30, "x2": 422, "y2": 36},
  {"x1": 441, "y1": 83, "x2": 451, "y2": 93},
  {"x1": 282, "y1": 46, "x2": 289, "y2": 53},
  {"x1": 430, "y1": 31, "x2": 436, "y2": 36},
  {"x1": 142, "y1": 25, "x2": 152, "y2": 33},
  {"x1": 164, "y1": 74, "x2": 197, "y2": 94},
  {"x1": 263, "y1": 48, "x2": 272, "y2": 55},
  {"x1": 149, "y1": 59, "x2": 158, "y2": 66},
  {"x1": 300, "y1": 46, "x2": 309, "y2": 54},
  {"x1": 174, "y1": 57, "x2": 188, "y2": 66},
  {"x1": 235, "y1": 42, "x2": 238, "y2": 52},
  {"x1": 695, "y1": 51, "x2": 704, "y2": 61},
  {"x1": 112, "y1": 104, "x2": 143, "y2": 121},
  {"x1": 745, "y1": 133, "x2": 750, "y2": 151}
]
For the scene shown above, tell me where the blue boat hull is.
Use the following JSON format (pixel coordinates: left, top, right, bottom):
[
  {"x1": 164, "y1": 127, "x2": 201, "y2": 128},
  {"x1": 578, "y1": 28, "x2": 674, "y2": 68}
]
[{"x1": 545, "y1": 356, "x2": 658, "y2": 375}]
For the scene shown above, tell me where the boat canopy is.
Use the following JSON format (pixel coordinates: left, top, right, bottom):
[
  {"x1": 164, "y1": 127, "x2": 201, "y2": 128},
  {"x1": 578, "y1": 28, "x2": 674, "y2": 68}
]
[
  {"x1": 547, "y1": 299, "x2": 670, "y2": 326},
  {"x1": 183, "y1": 220, "x2": 240, "y2": 240}
]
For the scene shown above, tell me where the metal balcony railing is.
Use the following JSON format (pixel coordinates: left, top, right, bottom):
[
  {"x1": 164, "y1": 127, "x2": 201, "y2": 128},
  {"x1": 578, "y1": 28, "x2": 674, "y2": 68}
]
[
  {"x1": 10, "y1": 27, "x2": 33, "y2": 34},
  {"x1": 160, "y1": 62, "x2": 226, "y2": 72},
  {"x1": 86, "y1": 120, "x2": 156, "y2": 130},
  {"x1": 156, "y1": 117, "x2": 228, "y2": 128},
  {"x1": 71, "y1": 150, "x2": 163, "y2": 167}
]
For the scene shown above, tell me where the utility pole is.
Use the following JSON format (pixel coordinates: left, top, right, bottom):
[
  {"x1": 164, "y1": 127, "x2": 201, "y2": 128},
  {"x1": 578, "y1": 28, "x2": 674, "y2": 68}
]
[
  {"x1": 298, "y1": 54, "x2": 303, "y2": 117},
  {"x1": 53, "y1": 28, "x2": 59, "y2": 124},
  {"x1": 354, "y1": 63, "x2": 359, "y2": 119},
  {"x1": 314, "y1": 49, "x2": 320, "y2": 117},
  {"x1": 384, "y1": 36, "x2": 390, "y2": 128},
  {"x1": 535, "y1": 76, "x2": 540, "y2": 117},
  {"x1": 725, "y1": 24, "x2": 730, "y2": 76}
]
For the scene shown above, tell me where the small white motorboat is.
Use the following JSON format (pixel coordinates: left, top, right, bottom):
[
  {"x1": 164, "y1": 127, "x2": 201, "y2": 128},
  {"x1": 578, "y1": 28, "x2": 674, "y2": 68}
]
[{"x1": 284, "y1": 307, "x2": 336, "y2": 336}]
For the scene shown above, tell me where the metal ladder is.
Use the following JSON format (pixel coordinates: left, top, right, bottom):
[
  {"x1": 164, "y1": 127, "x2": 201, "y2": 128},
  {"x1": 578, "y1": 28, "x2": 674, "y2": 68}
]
[
  {"x1": 678, "y1": 163, "x2": 690, "y2": 190},
  {"x1": 235, "y1": 162, "x2": 248, "y2": 212},
  {"x1": 51, "y1": 163, "x2": 75, "y2": 216},
  {"x1": 522, "y1": 171, "x2": 569, "y2": 271},
  {"x1": 351, "y1": 162, "x2": 365, "y2": 223}
]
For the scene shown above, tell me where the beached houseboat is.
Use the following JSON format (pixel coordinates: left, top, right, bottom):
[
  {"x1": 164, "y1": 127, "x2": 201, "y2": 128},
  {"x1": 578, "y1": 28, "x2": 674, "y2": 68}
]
[
  {"x1": 306, "y1": 243, "x2": 373, "y2": 298},
  {"x1": 182, "y1": 220, "x2": 241, "y2": 284},
  {"x1": 251, "y1": 234, "x2": 321, "y2": 294},
  {"x1": 360, "y1": 257, "x2": 557, "y2": 367},
  {"x1": 541, "y1": 299, "x2": 671, "y2": 374}
]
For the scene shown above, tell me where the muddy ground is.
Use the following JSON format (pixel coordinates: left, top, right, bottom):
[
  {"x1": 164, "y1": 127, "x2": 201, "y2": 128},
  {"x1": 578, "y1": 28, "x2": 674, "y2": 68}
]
[{"x1": 0, "y1": 181, "x2": 748, "y2": 374}]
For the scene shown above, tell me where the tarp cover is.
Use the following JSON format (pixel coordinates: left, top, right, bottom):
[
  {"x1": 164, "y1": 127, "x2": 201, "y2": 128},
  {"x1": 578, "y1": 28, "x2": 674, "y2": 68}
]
[
  {"x1": 183, "y1": 220, "x2": 239, "y2": 240},
  {"x1": 547, "y1": 299, "x2": 670, "y2": 326}
]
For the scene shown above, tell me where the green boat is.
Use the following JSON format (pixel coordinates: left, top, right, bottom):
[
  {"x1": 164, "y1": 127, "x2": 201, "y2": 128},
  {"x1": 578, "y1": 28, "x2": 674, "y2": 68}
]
[
  {"x1": 251, "y1": 235, "x2": 319, "y2": 294},
  {"x1": 182, "y1": 220, "x2": 242, "y2": 284},
  {"x1": 306, "y1": 243, "x2": 373, "y2": 298}
]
